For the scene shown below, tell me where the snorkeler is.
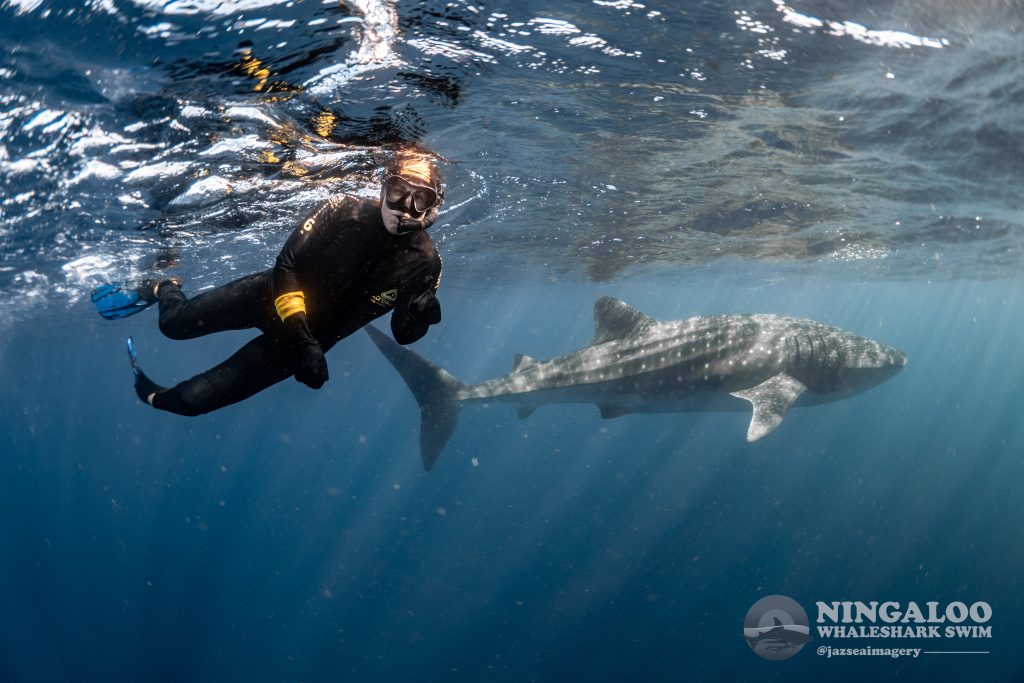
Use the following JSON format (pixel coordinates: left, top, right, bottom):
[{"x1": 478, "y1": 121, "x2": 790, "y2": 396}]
[{"x1": 94, "y1": 148, "x2": 445, "y2": 416}]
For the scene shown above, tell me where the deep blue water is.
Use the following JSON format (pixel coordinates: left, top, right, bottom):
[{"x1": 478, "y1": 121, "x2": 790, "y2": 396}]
[
  {"x1": 2, "y1": 0, "x2": 1023, "y2": 681},
  {"x1": 3, "y1": 270, "x2": 1024, "y2": 681}
]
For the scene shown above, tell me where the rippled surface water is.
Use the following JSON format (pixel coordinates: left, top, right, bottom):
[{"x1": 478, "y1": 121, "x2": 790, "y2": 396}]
[
  {"x1": 1, "y1": 0, "x2": 1022, "y2": 310},
  {"x1": 2, "y1": 1, "x2": 1024, "y2": 681}
]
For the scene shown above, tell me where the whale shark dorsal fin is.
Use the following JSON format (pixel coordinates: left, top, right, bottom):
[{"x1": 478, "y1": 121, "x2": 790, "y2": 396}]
[
  {"x1": 773, "y1": 617, "x2": 783, "y2": 626},
  {"x1": 730, "y1": 374, "x2": 807, "y2": 442},
  {"x1": 592, "y1": 297, "x2": 658, "y2": 345},
  {"x1": 512, "y1": 354, "x2": 537, "y2": 373}
]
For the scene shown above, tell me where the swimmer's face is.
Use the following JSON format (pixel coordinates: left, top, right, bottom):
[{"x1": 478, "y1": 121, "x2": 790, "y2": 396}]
[
  {"x1": 380, "y1": 162, "x2": 443, "y2": 235},
  {"x1": 380, "y1": 176, "x2": 442, "y2": 235}
]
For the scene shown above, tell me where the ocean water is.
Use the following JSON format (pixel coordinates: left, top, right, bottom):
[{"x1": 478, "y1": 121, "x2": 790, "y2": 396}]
[{"x1": 1, "y1": 0, "x2": 1022, "y2": 681}]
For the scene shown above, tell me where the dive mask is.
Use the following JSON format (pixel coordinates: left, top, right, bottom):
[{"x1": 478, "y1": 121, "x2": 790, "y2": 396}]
[{"x1": 383, "y1": 175, "x2": 442, "y2": 214}]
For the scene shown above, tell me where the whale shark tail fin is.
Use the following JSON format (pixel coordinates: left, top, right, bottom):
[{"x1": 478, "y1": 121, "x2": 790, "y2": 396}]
[{"x1": 365, "y1": 326, "x2": 467, "y2": 471}]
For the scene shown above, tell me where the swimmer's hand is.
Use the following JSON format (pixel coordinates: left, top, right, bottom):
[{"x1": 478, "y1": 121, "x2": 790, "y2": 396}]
[
  {"x1": 294, "y1": 341, "x2": 329, "y2": 389},
  {"x1": 407, "y1": 272, "x2": 441, "y2": 324},
  {"x1": 390, "y1": 274, "x2": 441, "y2": 345},
  {"x1": 283, "y1": 314, "x2": 329, "y2": 389},
  {"x1": 408, "y1": 289, "x2": 441, "y2": 325}
]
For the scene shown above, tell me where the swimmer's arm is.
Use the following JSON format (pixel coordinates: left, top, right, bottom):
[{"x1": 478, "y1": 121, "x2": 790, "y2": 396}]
[
  {"x1": 271, "y1": 202, "x2": 339, "y2": 388},
  {"x1": 272, "y1": 206, "x2": 327, "y2": 313},
  {"x1": 272, "y1": 196, "x2": 354, "y2": 319}
]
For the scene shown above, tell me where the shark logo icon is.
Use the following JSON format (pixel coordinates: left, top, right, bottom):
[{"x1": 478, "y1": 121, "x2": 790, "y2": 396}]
[{"x1": 744, "y1": 595, "x2": 812, "y2": 660}]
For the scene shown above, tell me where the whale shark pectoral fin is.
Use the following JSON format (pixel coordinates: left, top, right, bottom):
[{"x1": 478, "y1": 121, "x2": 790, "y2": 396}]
[
  {"x1": 516, "y1": 405, "x2": 537, "y2": 419},
  {"x1": 597, "y1": 404, "x2": 632, "y2": 419},
  {"x1": 512, "y1": 354, "x2": 537, "y2": 373},
  {"x1": 591, "y1": 297, "x2": 658, "y2": 345},
  {"x1": 730, "y1": 374, "x2": 806, "y2": 442}
]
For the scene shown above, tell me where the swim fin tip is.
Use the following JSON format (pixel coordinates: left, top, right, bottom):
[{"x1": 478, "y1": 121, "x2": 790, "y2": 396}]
[
  {"x1": 126, "y1": 337, "x2": 166, "y2": 405},
  {"x1": 92, "y1": 282, "x2": 156, "y2": 320}
]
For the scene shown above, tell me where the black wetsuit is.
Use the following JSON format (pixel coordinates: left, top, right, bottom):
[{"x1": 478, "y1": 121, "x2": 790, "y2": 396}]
[{"x1": 150, "y1": 194, "x2": 442, "y2": 416}]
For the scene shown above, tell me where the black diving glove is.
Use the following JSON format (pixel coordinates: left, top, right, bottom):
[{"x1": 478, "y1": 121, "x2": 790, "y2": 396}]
[
  {"x1": 391, "y1": 274, "x2": 442, "y2": 345},
  {"x1": 283, "y1": 313, "x2": 329, "y2": 389},
  {"x1": 407, "y1": 288, "x2": 441, "y2": 325},
  {"x1": 405, "y1": 270, "x2": 442, "y2": 325}
]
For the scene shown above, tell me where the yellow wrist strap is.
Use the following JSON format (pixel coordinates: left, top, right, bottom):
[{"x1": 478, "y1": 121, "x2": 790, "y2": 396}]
[{"x1": 275, "y1": 291, "x2": 306, "y2": 321}]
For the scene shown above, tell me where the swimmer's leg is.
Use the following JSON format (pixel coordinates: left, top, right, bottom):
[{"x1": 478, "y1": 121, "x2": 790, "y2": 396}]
[
  {"x1": 157, "y1": 271, "x2": 274, "y2": 340},
  {"x1": 144, "y1": 334, "x2": 294, "y2": 416}
]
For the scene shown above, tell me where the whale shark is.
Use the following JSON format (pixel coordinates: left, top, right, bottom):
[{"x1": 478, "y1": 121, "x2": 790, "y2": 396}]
[
  {"x1": 743, "y1": 617, "x2": 813, "y2": 654},
  {"x1": 366, "y1": 297, "x2": 907, "y2": 470}
]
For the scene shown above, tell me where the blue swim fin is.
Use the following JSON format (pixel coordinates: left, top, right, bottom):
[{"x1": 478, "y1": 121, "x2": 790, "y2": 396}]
[
  {"x1": 126, "y1": 336, "x2": 143, "y2": 378},
  {"x1": 126, "y1": 336, "x2": 166, "y2": 405},
  {"x1": 91, "y1": 282, "x2": 156, "y2": 320}
]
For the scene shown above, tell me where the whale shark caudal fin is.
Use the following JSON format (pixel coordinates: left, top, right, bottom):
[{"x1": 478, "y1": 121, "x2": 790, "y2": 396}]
[
  {"x1": 730, "y1": 373, "x2": 806, "y2": 442},
  {"x1": 591, "y1": 297, "x2": 658, "y2": 345},
  {"x1": 364, "y1": 326, "x2": 468, "y2": 471}
]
